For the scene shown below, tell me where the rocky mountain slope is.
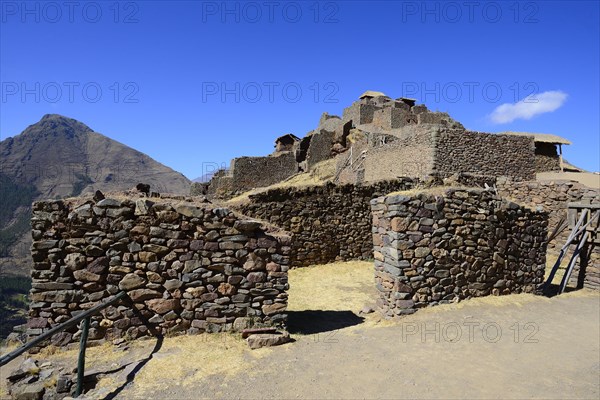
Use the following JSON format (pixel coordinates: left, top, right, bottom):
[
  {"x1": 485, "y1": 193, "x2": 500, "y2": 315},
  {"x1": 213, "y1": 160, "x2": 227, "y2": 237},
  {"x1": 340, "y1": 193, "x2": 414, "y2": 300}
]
[{"x1": 0, "y1": 114, "x2": 191, "y2": 276}]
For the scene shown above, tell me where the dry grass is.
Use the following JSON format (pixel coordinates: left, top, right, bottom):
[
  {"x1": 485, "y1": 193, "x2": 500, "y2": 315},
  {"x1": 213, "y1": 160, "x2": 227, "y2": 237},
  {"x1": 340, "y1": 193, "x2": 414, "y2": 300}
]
[
  {"x1": 2, "y1": 333, "x2": 272, "y2": 399},
  {"x1": 288, "y1": 261, "x2": 374, "y2": 312},
  {"x1": 287, "y1": 260, "x2": 393, "y2": 330},
  {"x1": 0, "y1": 341, "x2": 132, "y2": 400},
  {"x1": 36, "y1": 341, "x2": 127, "y2": 369},
  {"x1": 226, "y1": 158, "x2": 337, "y2": 205},
  {"x1": 124, "y1": 333, "x2": 269, "y2": 396},
  {"x1": 544, "y1": 252, "x2": 565, "y2": 282},
  {"x1": 0, "y1": 343, "x2": 19, "y2": 397},
  {"x1": 387, "y1": 185, "x2": 455, "y2": 198}
]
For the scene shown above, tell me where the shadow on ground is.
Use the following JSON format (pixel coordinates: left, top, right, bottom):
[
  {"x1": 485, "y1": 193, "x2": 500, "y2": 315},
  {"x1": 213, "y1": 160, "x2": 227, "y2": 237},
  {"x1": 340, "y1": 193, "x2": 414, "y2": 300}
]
[
  {"x1": 287, "y1": 310, "x2": 364, "y2": 335},
  {"x1": 542, "y1": 283, "x2": 580, "y2": 298},
  {"x1": 103, "y1": 335, "x2": 164, "y2": 400},
  {"x1": 104, "y1": 298, "x2": 164, "y2": 399}
]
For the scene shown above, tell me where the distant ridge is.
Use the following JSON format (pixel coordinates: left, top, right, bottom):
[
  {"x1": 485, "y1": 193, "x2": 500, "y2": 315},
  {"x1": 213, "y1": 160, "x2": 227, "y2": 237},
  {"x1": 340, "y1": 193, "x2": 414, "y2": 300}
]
[{"x1": 193, "y1": 171, "x2": 218, "y2": 183}]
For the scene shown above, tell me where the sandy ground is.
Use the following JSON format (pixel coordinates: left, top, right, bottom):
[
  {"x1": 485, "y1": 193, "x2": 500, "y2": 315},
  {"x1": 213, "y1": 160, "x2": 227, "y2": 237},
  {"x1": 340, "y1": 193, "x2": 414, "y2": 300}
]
[
  {"x1": 1, "y1": 261, "x2": 599, "y2": 400},
  {"x1": 537, "y1": 172, "x2": 600, "y2": 189}
]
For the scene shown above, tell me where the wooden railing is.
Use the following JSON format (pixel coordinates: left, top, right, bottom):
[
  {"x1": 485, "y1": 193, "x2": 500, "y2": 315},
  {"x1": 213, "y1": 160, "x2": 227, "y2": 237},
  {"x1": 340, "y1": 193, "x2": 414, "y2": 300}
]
[{"x1": 544, "y1": 203, "x2": 599, "y2": 294}]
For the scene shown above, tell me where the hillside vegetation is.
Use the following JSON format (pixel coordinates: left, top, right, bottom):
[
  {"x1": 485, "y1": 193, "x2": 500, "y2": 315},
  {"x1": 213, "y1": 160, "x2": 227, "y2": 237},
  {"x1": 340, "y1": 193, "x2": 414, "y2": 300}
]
[
  {"x1": 0, "y1": 174, "x2": 38, "y2": 257},
  {"x1": 0, "y1": 276, "x2": 30, "y2": 340}
]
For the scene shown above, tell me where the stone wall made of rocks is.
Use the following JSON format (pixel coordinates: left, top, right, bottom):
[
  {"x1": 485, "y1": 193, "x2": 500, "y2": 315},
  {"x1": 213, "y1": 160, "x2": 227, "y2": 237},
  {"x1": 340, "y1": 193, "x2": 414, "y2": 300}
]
[
  {"x1": 306, "y1": 130, "x2": 335, "y2": 170},
  {"x1": 27, "y1": 197, "x2": 290, "y2": 345},
  {"x1": 363, "y1": 127, "x2": 435, "y2": 182},
  {"x1": 434, "y1": 130, "x2": 536, "y2": 181},
  {"x1": 535, "y1": 143, "x2": 561, "y2": 172},
  {"x1": 230, "y1": 153, "x2": 299, "y2": 192},
  {"x1": 497, "y1": 179, "x2": 599, "y2": 243},
  {"x1": 236, "y1": 179, "x2": 416, "y2": 267},
  {"x1": 497, "y1": 178, "x2": 600, "y2": 290},
  {"x1": 371, "y1": 188, "x2": 548, "y2": 317},
  {"x1": 204, "y1": 169, "x2": 234, "y2": 198}
]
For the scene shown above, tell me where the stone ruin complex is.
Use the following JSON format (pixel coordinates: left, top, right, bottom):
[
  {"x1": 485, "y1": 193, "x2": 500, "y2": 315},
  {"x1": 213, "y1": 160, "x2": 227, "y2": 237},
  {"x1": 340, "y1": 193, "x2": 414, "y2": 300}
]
[
  {"x1": 20, "y1": 91, "x2": 599, "y2": 350},
  {"x1": 195, "y1": 91, "x2": 574, "y2": 199}
]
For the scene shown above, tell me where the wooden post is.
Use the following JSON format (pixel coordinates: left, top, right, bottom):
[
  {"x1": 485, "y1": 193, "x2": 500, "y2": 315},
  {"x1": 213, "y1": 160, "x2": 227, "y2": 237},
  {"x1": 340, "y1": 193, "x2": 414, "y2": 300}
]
[
  {"x1": 567, "y1": 208, "x2": 577, "y2": 229},
  {"x1": 559, "y1": 231, "x2": 589, "y2": 294},
  {"x1": 543, "y1": 209, "x2": 589, "y2": 290},
  {"x1": 559, "y1": 144, "x2": 564, "y2": 172},
  {"x1": 75, "y1": 317, "x2": 90, "y2": 397}
]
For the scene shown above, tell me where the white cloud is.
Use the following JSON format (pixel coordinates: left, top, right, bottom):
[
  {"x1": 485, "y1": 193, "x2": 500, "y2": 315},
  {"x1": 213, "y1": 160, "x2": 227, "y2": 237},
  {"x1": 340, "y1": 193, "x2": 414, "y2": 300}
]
[{"x1": 489, "y1": 90, "x2": 568, "y2": 124}]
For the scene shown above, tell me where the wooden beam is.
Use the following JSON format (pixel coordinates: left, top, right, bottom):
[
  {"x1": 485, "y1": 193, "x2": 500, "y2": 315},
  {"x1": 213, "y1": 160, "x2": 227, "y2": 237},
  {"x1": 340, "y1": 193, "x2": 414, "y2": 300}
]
[
  {"x1": 544, "y1": 210, "x2": 589, "y2": 289},
  {"x1": 559, "y1": 144, "x2": 564, "y2": 172},
  {"x1": 568, "y1": 202, "x2": 600, "y2": 210},
  {"x1": 559, "y1": 231, "x2": 589, "y2": 294}
]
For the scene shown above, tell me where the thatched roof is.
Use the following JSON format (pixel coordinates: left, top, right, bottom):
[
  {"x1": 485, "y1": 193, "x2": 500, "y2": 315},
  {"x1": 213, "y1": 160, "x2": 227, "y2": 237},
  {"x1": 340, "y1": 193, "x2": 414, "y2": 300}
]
[
  {"x1": 275, "y1": 133, "x2": 300, "y2": 143},
  {"x1": 359, "y1": 90, "x2": 387, "y2": 99},
  {"x1": 499, "y1": 131, "x2": 572, "y2": 145},
  {"x1": 562, "y1": 159, "x2": 586, "y2": 172}
]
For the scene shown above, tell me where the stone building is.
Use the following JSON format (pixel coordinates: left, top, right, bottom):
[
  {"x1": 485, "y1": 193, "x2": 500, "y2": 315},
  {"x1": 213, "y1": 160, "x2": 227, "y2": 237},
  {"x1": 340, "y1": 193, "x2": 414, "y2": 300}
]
[
  {"x1": 199, "y1": 91, "x2": 575, "y2": 199},
  {"x1": 499, "y1": 131, "x2": 572, "y2": 172},
  {"x1": 274, "y1": 134, "x2": 300, "y2": 153}
]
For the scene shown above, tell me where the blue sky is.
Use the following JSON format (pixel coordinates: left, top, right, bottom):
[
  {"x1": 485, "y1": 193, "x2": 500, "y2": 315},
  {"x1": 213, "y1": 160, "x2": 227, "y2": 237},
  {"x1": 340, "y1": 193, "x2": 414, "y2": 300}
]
[{"x1": 1, "y1": 0, "x2": 599, "y2": 178}]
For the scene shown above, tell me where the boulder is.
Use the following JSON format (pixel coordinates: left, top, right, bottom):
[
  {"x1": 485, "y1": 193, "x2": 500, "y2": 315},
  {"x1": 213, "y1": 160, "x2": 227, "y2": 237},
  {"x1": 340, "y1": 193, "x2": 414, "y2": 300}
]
[
  {"x1": 10, "y1": 381, "x2": 45, "y2": 400},
  {"x1": 246, "y1": 331, "x2": 291, "y2": 349}
]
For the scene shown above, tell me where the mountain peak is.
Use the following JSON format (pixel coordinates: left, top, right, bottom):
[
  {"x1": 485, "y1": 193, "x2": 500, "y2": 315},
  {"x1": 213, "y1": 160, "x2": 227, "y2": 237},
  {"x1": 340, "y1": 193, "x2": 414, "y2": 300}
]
[{"x1": 23, "y1": 114, "x2": 94, "y2": 138}]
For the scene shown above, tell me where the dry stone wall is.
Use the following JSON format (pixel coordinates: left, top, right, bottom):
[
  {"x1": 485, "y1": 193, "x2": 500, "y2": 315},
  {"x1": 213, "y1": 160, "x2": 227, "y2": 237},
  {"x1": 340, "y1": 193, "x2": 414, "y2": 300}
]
[
  {"x1": 27, "y1": 197, "x2": 290, "y2": 345},
  {"x1": 534, "y1": 143, "x2": 561, "y2": 172},
  {"x1": 230, "y1": 153, "x2": 298, "y2": 192},
  {"x1": 205, "y1": 169, "x2": 234, "y2": 197},
  {"x1": 343, "y1": 103, "x2": 381, "y2": 125},
  {"x1": 371, "y1": 188, "x2": 548, "y2": 317},
  {"x1": 434, "y1": 130, "x2": 536, "y2": 181},
  {"x1": 497, "y1": 178, "x2": 600, "y2": 290},
  {"x1": 236, "y1": 180, "x2": 416, "y2": 267},
  {"x1": 349, "y1": 127, "x2": 536, "y2": 185},
  {"x1": 497, "y1": 179, "x2": 599, "y2": 242},
  {"x1": 306, "y1": 130, "x2": 335, "y2": 170},
  {"x1": 363, "y1": 127, "x2": 436, "y2": 182}
]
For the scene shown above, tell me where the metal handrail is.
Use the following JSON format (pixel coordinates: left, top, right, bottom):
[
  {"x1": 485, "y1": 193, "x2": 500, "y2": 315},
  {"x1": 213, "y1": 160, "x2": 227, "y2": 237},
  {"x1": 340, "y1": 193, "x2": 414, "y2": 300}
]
[{"x1": 0, "y1": 291, "x2": 129, "y2": 396}]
